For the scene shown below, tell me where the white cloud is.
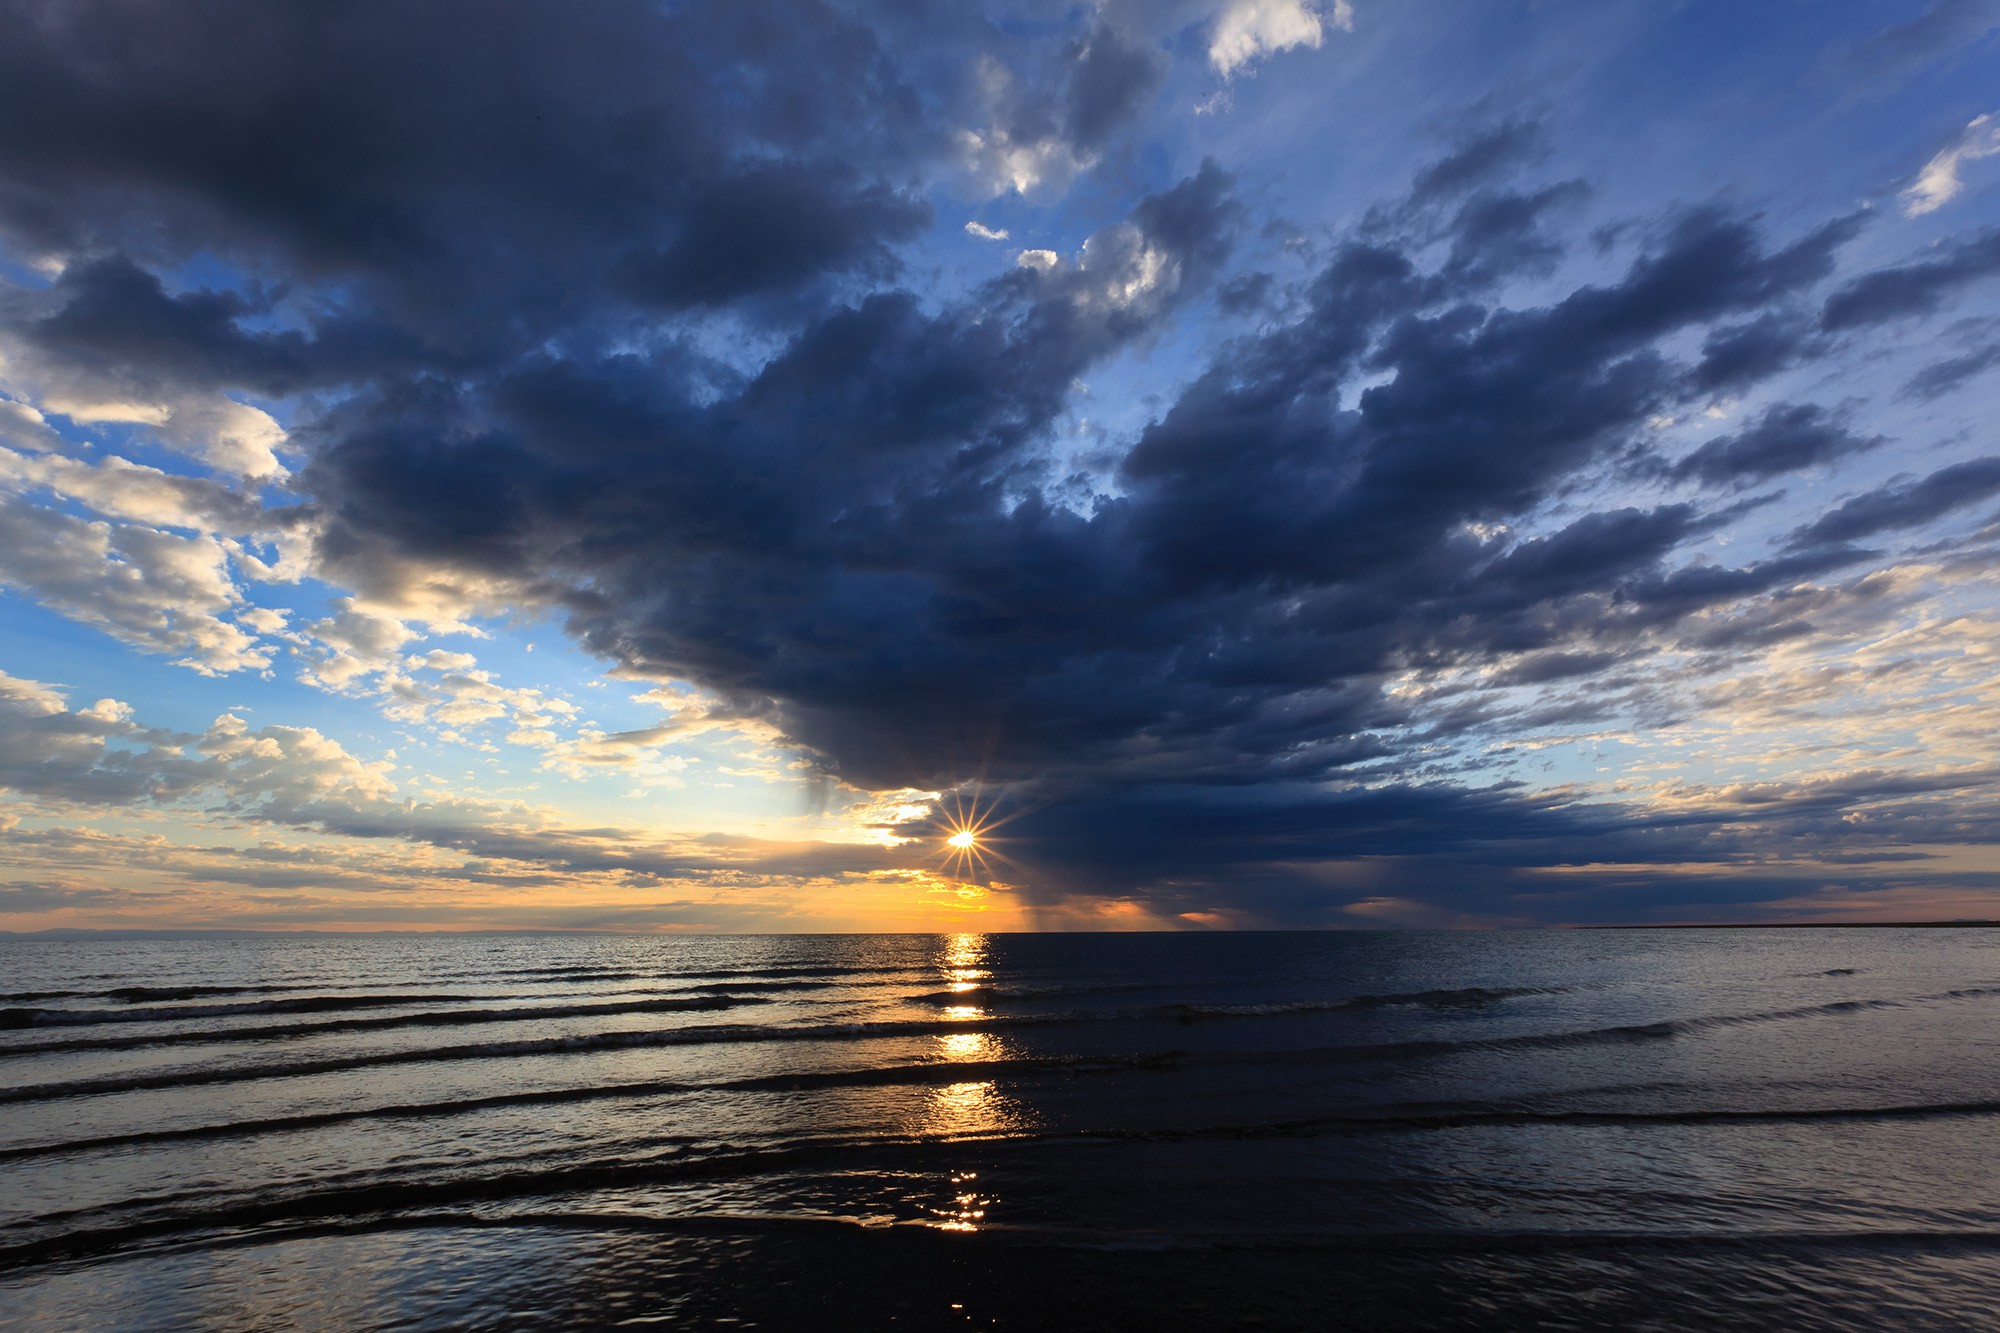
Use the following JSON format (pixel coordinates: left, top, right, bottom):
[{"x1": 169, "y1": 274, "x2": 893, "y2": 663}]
[
  {"x1": 0, "y1": 491, "x2": 271, "y2": 674},
  {"x1": 78, "y1": 697, "x2": 134, "y2": 724},
  {"x1": 1209, "y1": 0, "x2": 1346, "y2": 77},
  {"x1": 1078, "y1": 223, "x2": 1179, "y2": 311},
  {"x1": 537, "y1": 706, "x2": 775, "y2": 781},
  {"x1": 0, "y1": 668, "x2": 66, "y2": 717},
  {"x1": 197, "y1": 712, "x2": 400, "y2": 816},
  {"x1": 166, "y1": 397, "x2": 290, "y2": 479},
  {"x1": 0, "y1": 677, "x2": 897, "y2": 894},
  {"x1": 410, "y1": 648, "x2": 479, "y2": 672},
  {"x1": 953, "y1": 54, "x2": 1096, "y2": 199},
  {"x1": 0, "y1": 396, "x2": 63, "y2": 453},
  {"x1": 299, "y1": 600, "x2": 420, "y2": 689},
  {"x1": 296, "y1": 613, "x2": 612, "y2": 762},
  {"x1": 1903, "y1": 112, "x2": 2000, "y2": 217},
  {"x1": 1, "y1": 331, "x2": 289, "y2": 478},
  {"x1": 965, "y1": 220, "x2": 1011, "y2": 241},
  {"x1": 39, "y1": 392, "x2": 289, "y2": 479},
  {"x1": 0, "y1": 396, "x2": 301, "y2": 675},
  {"x1": 1014, "y1": 225, "x2": 1182, "y2": 313},
  {"x1": 0, "y1": 444, "x2": 278, "y2": 533},
  {"x1": 236, "y1": 605, "x2": 289, "y2": 635},
  {"x1": 43, "y1": 397, "x2": 172, "y2": 427},
  {"x1": 958, "y1": 127, "x2": 1090, "y2": 198}
]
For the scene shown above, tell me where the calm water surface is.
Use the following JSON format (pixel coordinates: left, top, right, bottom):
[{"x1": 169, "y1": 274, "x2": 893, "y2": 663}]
[{"x1": 4, "y1": 928, "x2": 2000, "y2": 1329}]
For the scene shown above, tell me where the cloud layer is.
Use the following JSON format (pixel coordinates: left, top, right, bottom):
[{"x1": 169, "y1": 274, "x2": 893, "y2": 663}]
[{"x1": 2, "y1": 0, "x2": 1999, "y2": 927}]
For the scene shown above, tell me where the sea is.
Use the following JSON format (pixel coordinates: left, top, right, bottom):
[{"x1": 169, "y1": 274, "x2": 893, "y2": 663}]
[{"x1": 4, "y1": 928, "x2": 2000, "y2": 1330}]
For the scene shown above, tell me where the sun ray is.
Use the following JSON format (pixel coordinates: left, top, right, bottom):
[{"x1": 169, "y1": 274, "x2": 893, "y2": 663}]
[{"x1": 932, "y1": 783, "x2": 1041, "y2": 885}]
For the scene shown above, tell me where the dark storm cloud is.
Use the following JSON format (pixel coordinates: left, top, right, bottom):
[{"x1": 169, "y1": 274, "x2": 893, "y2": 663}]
[
  {"x1": 0, "y1": 0, "x2": 953, "y2": 359},
  {"x1": 24, "y1": 257, "x2": 316, "y2": 394},
  {"x1": 1686, "y1": 313, "x2": 1819, "y2": 394},
  {"x1": 1670, "y1": 403, "x2": 1882, "y2": 486},
  {"x1": 1066, "y1": 24, "x2": 1168, "y2": 150},
  {"x1": 611, "y1": 167, "x2": 931, "y2": 311},
  {"x1": 1787, "y1": 456, "x2": 2000, "y2": 549},
  {"x1": 1408, "y1": 120, "x2": 1549, "y2": 208},
  {"x1": 371, "y1": 194, "x2": 1868, "y2": 835},
  {"x1": 1819, "y1": 229, "x2": 2000, "y2": 330},
  {"x1": 1900, "y1": 336, "x2": 2000, "y2": 400},
  {"x1": 979, "y1": 764, "x2": 2000, "y2": 924},
  {"x1": 1437, "y1": 182, "x2": 1590, "y2": 287},
  {"x1": 3, "y1": 1, "x2": 1992, "y2": 922}
]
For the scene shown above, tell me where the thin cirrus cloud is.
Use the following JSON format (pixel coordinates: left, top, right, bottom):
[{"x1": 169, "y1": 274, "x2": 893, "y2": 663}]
[
  {"x1": 1904, "y1": 112, "x2": 2000, "y2": 215},
  {"x1": 0, "y1": 0, "x2": 1997, "y2": 931}
]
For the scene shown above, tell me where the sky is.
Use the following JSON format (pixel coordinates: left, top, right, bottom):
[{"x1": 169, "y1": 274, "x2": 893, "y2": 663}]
[{"x1": 2, "y1": 0, "x2": 2000, "y2": 932}]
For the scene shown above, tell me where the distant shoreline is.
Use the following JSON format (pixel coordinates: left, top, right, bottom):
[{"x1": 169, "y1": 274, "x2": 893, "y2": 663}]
[
  {"x1": 1581, "y1": 920, "x2": 2000, "y2": 930},
  {"x1": 8, "y1": 921, "x2": 2000, "y2": 939}
]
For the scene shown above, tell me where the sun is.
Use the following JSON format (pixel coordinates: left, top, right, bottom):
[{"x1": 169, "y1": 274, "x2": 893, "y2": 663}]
[{"x1": 934, "y1": 788, "x2": 1025, "y2": 883}]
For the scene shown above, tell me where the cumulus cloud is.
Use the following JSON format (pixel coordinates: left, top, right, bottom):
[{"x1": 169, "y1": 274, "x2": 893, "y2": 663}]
[
  {"x1": 1209, "y1": 0, "x2": 1349, "y2": 77},
  {"x1": 0, "y1": 443, "x2": 279, "y2": 532},
  {"x1": 957, "y1": 126, "x2": 1091, "y2": 199},
  {"x1": 0, "y1": 492, "x2": 272, "y2": 674}
]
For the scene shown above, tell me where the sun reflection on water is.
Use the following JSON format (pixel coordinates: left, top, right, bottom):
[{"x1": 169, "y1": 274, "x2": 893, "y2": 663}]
[
  {"x1": 941, "y1": 932, "x2": 988, "y2": 986},
  {"x1": 933, "y1": 936, "x2": 994, "y2": 1063},
  {"x1": 939, "y1": 1029, "x2": 989, "y2": 1059},
  {"x1": 931, "y1": 1169, "x2": 991, "y2": 1231},
  {"x1": 914, "y1": 932, "x2": 1026, "y2": 1231}
]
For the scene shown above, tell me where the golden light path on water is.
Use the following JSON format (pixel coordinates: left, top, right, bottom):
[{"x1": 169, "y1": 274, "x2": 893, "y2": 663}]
[{"x1": 921, "y1": 933, "x2": 1016, "y2": 1231}]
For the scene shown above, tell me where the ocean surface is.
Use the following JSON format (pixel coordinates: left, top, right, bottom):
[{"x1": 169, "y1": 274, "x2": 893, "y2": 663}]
[{"x1": 4, "y1": 929, "x2": 2000, "y2": 1330}]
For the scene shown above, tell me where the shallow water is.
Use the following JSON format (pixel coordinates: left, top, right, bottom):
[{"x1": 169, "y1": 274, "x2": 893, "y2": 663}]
[{"x1": 4, "y1": 928, "x2": 2000, "y2": 1329}]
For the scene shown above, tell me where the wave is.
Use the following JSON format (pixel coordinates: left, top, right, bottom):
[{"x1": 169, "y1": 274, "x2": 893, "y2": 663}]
[
  {"x1": 15, "y1": 1112, "x2": 2000, "y2": 1276},
  {"x1": 0, "y1": 994, "x2": 773, "y2": 1058},
  {"x1": 665, "y1": 964, "x2": 930, "y2": 982},
  {"x1": 0, "y1": 978, "x2": 817, "y2": 1030},
  {"x1": 16, "y1": 1044, "x2": 2000, "y2": 1171},
  {"x1": 1, "y1": 993, "x2": 476, "y2": 1030},
  {"x1": 105, "y1": 984, "x2": 306, "y2": 1003},
  {"x1": 0, "y1": 1012, "x2": 1088, "y2": 1106},
  {"x1": 906, "y1": 983, "x2": 1570, "y2": 1012},
  {"x1": 0, "y1": 1050, "x2": 1178, "y2": 1164},
  {"x1": 0, "y1": 979, "x2": 544, "y2": 1006},
  {"x1": 912, "y1": 982, "x2": 1161, "y2": 1005},
  {"x1": 20, "y1": 1204, "x2": 2000, "y2": 1281},
  {"x1": 435, "y1": 962, "x2": 921, "y2": 984},
  {"x1": 1235, "y1": 996, "x2": 1917, "y2": 1066},
  {"x1": 1102, "y1": 993, "x2": 1959, "y2": 1074},
  {"x1": 1304, "y1": 1100, "x2": 2000, "y2": 1132},
  {"x1": 0, "y1": 1142, "x2": 815, "y2": 1271},
  {"x1": 6, "y1": 987, "x2": 1968, "y2": 1106},
  {"x1": 1144, "y1": 985, "x2": 1573, "y2": 1021}
]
